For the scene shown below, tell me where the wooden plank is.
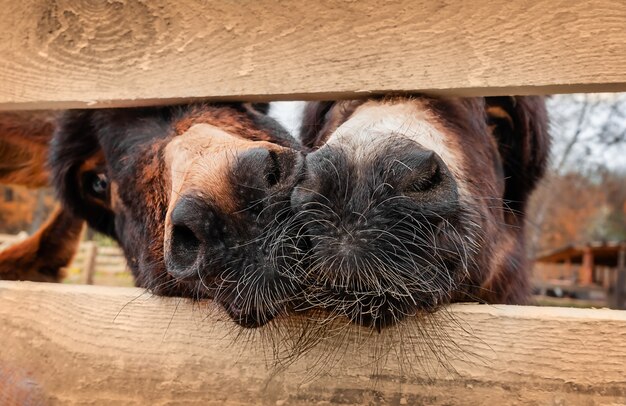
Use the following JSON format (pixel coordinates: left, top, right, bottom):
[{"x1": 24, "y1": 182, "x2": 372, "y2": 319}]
[
  {"x1": 1, "y1": 0, "x2": 626, "y2": 110},
  {"x1": 75, "y1": 245, "x2": 122, "y2": 256},
  {"x1": 72, "y1": 256, "x2": 126, "y2": 267},
  {"x1": 73, "y1": 246, "x2": 123, "y2": 260},
  {"x1": 612, "y1": 245, "x2": 626, "y2": 309},
  {"x1": 0, "y1": 233, "x2": 28, "y2": 252},
  {"x1": 96, "y1": 246, "x2": 124, "y2": 256},
  {"x1": 92, "y1": 264, "x2": 128, "y2": 274},
  {"x1": 0, "y1": 233, "x2": 27, "y2": 245},
  {"x1": 95, "y1": 258, "x2": 127, "y2": 267},
  {"x1": 80, "y1": 241, "x2": 97, "y2": 285},
  {"x1": 0, "y1": 232, "x2": 128, "y2": 276},
  {"x1": 0, "y1": 281, "x2": 625, "y2": 405}
]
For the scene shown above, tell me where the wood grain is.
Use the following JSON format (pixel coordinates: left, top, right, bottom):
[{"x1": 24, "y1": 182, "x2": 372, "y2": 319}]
[
  {"x1": 0, "y1": 0, "x2": 625, "y2": 110},
  {"x1": 1, "y1": 281, "x2": 625, "y2": 405}
]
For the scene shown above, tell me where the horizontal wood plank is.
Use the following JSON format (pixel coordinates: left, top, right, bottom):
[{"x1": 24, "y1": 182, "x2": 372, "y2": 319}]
[
  {"x1": 0, "y1": 0, "x2": 625, "y2": 110},
  {"x1": 1, "y1": 281, "x2": 625, "y2": 405}
]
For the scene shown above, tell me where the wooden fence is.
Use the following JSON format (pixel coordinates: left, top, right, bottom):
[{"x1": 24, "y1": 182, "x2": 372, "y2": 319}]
[
  {"x1": 1, "y1": 0, "x2": 625, "y2": 110},
  {"x1": 0, "y1": 233, "x2": 131, "y2": 286},
  {"x1": 1, "y1": 0, "x2": 626, "y2": 404},
  {"x1": 69, "y1": 243, "x2": 130, "y2": 285},
  {"x1": 1, "y1": 282, "x2": 626, "y2": 405}
]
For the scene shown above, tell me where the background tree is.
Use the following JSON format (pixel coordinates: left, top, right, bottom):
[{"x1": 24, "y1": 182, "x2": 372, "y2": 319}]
[{"x1": 527, "y1": 93, "x2": 626, "y2": 257}]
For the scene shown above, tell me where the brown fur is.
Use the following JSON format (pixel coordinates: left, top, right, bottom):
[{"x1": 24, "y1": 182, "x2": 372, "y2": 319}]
[
  {"x1": 297, "y1": 96, "x2": 550, "y2": 313},
  {"x1": 0, "y1": 111, "x2": 57, "y2": 187},
  {"x1": 0, "y1": 112, "x2": 85, "y2": 283},
  {"x1": 50, "y1": 103, "x2": 305, "y2": 329},
  {"x1": 173, "y1": 106, "x2": 278, "y2": 142},
  {"x1": 166, "y1": 123, "x2": 293, "y2": 218},
  {"x1": 0, "y1": 205, "x2": 84, "y2": 282}
]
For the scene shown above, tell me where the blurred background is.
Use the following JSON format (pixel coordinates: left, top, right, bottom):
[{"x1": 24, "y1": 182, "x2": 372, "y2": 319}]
[
  {"x1": 1, "y1": 94, "x2": 625, "y2": 307},
  {"x1": 527, "y1": 94, "x2": 626, "y2": 308}
]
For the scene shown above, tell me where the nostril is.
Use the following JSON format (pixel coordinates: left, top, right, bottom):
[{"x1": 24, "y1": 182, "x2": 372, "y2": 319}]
[
  {"x1": 410, "y1": 164, "x2": 440, "y2": 192},
  {"x1": 405, "y1": 151, "x2": 443, "y2": 194},
  {"x1": 168, "y1": 224, "x2": 202, "y2": 278},
  {"x1": 172, "y1": 224, "x2": 201, "y2": 258},
  {"x1": 166, "y1": 196, "x2": 217, "y2": 280},
  {"x1": 265, "y1": 150, "x2": 281, "y2": 187}
]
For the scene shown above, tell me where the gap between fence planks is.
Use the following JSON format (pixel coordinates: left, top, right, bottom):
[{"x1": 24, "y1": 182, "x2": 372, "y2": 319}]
[
  {"x1": 1, "y1": 0, "x2": 626, "y2": 110},
  {"x1": 0, "y1": 281, "x2": 625, "y2": 405}
]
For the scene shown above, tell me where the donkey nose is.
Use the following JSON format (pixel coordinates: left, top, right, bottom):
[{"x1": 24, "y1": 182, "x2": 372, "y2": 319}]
[
  {"x1": 400, "y1": 150, "x2": 443, "y2": 193},
  {"x1": 291, "y1": 146, "x2": 457, "y2": 212},
  {"x1": 232, "y1": 147, "x2": 303, "y2": 192},
  {"x1": 166, "y1": 196, "x2": 221, "y2": 280},
  {"x1": 165, "y1": 147, "x2": 304, "y2": 280},
  {"x1": 391, "y1": 149, "x2": 458, "y2": 209}
]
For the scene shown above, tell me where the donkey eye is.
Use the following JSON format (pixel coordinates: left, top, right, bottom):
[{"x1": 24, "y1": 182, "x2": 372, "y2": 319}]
[{"x1": 84, "y1": 172, "x2": 109, "y2": 199}]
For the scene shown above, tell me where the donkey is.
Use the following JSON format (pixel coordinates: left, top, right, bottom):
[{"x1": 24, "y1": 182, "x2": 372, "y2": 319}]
[
  {"x1": 1, "y1": 105, "x2": 308, "y2": 328},
  {"x1": 290, "y1": 96, "x2": 550, "y2": 329},
  {"x1": 0, "y1": 111, "x2": 84, "y2": 283},
  {"x1": 1, "y1": 97, "x2": 549, "y2": 334},
  {"x1": 47, "y1": 103, "x2": 306, "y2": 327}
]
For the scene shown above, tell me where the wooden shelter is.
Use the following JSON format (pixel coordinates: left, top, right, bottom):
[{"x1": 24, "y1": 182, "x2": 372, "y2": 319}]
[{"x1": 536, "y1": 241, "x2": 626, "y2": 308}]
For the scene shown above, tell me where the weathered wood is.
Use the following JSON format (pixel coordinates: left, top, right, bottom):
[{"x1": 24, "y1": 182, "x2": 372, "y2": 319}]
[
  {"x1": 0, "y1": 0, "x2": 625, "y2": 110},
  {"x1": 95, "y1": 246, "x2": 124, "y2": 256},
  {"x1": 0, "y1": 281, "x2": 625, "y2": 405},
  {"x1": 72, "y1": 256, "x2": 126, "y2": 268},
  {"x1": 0, "y1": 233, "x2": 27, "y2": 248},
  {"x1": 1, "y1": 233, "x2": 128, "y2": 277},
  {"x1": 80, "y1": 241, "x2": 97, "y2": 285},
  {"x1": 612, "y1": 244, "x2": 626, "y2": 309}
]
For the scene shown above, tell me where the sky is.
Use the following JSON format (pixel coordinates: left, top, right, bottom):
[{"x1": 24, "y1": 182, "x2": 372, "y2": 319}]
[
  {"x1": 269, "y1": 101, "x2": 307, "y2": 137},
  {"x1": 547, "y1": 94, "x2": 626, "y2": 172}
]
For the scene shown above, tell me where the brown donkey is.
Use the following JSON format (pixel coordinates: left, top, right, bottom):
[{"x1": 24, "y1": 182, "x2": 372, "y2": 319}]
[
  {"x1": 0, "y1": 111, "x2": 83, "y2": 283},
  {"x1": 291, "y1": 96, "x2": 550, "y2": 329},
  {"x1": 48, "y1": 103, "x2": 306, "y2": 328}
]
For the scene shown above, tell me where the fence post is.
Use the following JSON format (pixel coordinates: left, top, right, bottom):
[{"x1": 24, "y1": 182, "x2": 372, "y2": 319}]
[
  {"x1": 612, "y1": 244, "x2": 626, "y2": 309},
  {"x1": 579, "y1": 246, "x2": 594, "y2": 285},
  {"x1": 82, "y1": 242, "x2": 98, "y2": 285}
]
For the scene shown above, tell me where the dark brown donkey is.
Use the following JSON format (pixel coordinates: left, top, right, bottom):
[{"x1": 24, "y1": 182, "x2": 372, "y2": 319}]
[
  {"x1": 0, "y1": 111, "x2": 84, "y2": 282},
  {"x1": 2, "y1": 97, "x2": 549, "y2": 335},
  {"x1": 291, "y1": 96, "x2": 550, "y2": 330},
  {"x1": 48, "y1": 103, "x2": 306, "y2": 328}
]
